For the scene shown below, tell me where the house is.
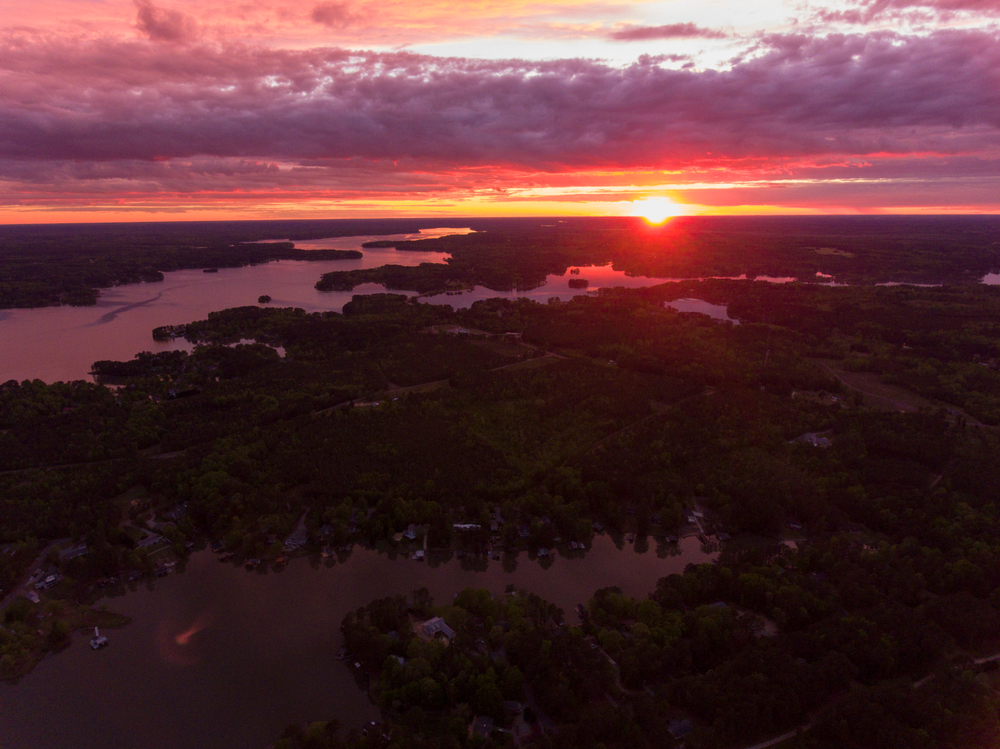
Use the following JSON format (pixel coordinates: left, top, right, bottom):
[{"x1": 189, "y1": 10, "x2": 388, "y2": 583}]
[
  {"x1": 137, "y1": 535, "x2": 162, "y2": 548},
  {"x1": 421, "y1": 617, "x2": 456, "y2": 641},
  {"x1": 791, "y1": 432, "x2": 832, "y2": 448},
  {"x1": 668, "y1": 719, "x2": 694, "y2": 740},
  {"x1": 34, "y1": 573, "x2": 63, "y2": 591},
  {"x1": 403, "y1": 524, "x2": 418, "y2": 541},
  {"x1": 470, "y1": 716, "x2": 493, "y2": 739},
  {"x1": 60, "y1": 543, "x2": 89, "y2": 561}
]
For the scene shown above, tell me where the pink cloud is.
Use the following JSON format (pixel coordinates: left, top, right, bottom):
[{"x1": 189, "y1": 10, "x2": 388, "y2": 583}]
[
  {"x1": 817, "y1": 0, "x2": 1000, "y2": 23},
  {"x1": 2, "y1": 30, "x2": 997, "y2": 166},
  {"x1": 134, "y1": 0, "x2": 198, "y2": 42},
  {"x1": 0, "y1": 28, "x2": 998, "y2": 212},
  {"x1": 311, "y1": 2, "x2": 358, "y2": 29}
]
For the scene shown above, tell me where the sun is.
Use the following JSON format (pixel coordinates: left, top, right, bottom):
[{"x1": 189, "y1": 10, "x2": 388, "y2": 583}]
[{"x1": 631, "y1": 197, "x2": 684, "y2": 224}]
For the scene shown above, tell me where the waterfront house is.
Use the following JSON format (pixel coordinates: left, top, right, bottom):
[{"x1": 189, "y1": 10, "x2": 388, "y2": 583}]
[{"x1": 420, "y1": 617, "x2": 456, "y2": 641}]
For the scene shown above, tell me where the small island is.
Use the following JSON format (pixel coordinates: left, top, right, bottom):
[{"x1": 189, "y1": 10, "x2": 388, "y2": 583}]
[
  {"x1": 568, "y1": 277, "x2": 589, "y2": 288},
  {"x1": 258, "y1": 295, "x2": 272, "y2": 304}
]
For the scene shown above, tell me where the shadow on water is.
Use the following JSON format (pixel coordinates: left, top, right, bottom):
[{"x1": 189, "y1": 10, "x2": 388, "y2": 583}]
[{"x1": 86, "y1": 292, "x2": 165, "y2": 326}]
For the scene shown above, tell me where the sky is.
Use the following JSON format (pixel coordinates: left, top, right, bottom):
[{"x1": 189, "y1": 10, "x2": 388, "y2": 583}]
[{"x1": 0, "y1": 0, "x2": 998, "y2": 222}]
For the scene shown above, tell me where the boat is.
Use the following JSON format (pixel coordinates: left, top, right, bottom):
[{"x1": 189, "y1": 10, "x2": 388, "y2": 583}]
[
  {"x1": 245, "y1": 557, "x2": 261, "y2": 569},
  {"x1": 90, "y1": 627, "x2": 109, "y2": 650},
  {"x1": 219, "y1": 552, "x2": 234, "y2": 562},
  {"x1": 335, "y1": 647, "x2": 348, "y2": 660},
  {"x1": 274, "y1": 556, "x2": 289, "y2": 565}
]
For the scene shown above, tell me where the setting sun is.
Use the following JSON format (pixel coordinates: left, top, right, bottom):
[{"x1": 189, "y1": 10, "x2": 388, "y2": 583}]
[{"x1": 631, "y1": 197, "x2": 684, "y2": 224}]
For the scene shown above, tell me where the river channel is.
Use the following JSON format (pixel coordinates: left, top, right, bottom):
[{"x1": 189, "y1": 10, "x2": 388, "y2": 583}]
[{"x1": 0, "y1": 536, "x2": 715, "y2": 749}]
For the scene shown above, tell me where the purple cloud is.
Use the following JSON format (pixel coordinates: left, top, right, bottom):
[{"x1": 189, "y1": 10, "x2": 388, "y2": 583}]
[
  {"x1": 0, "y1": 28, "x2": 998, "y2": 212},
  {"x1": 609, "y1": 23, "x2": 728, "y2": 41},
  {"x1": 818, "y1": 0, "x2": 1000, "y2": 23},
  {"x1": 134, "y1": 0, "x2": 198, "y2": 43}
]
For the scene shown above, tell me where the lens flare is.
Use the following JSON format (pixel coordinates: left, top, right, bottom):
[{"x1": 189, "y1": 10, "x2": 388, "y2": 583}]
[{"x1": 157, "y1": 612, "x2": 215, "y2": 666}]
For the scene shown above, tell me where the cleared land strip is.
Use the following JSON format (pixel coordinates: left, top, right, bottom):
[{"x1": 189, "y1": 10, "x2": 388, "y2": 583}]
[{"x1": 813, "y1": 359, "x2": 990, "y2": 428}]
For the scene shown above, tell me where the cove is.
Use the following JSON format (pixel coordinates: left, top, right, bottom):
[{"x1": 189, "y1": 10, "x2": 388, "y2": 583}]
[{"x1": 0, "y1": 536, "x2": 714, "y2": 749}]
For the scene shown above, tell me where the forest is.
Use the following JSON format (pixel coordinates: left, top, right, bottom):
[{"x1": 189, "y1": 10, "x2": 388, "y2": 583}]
[{"x1": 3, "y1": 219, "x2": 1000, "y2": 747}]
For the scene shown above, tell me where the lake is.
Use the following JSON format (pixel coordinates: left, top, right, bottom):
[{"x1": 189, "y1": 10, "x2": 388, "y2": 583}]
[
  {"x1": 0, "y1": 536, "x2": 714, "y2": 749},
  {"x1": 0, "y1": 229, "x2": 727, "y2": 383},
  {"x1": 0, "y1": 230, "x2": 457, "y2": 384},
  {"x1": 9, "y1": 227, "x2": 985, "y2": 384}
]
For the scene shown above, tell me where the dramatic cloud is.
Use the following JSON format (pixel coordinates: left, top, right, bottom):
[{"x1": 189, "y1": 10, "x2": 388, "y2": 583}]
[
  {"x1": 2, "y1": 0, "x2": 1000, "y2": 217},
  {"x1": 608, "y1": 23, "x2": 728, "y2": 41},
  {"x1": 1, "y1": 31, "x2": 997, "y2": 170},
  {"x1": 134, "y1": 0, "x2": 198, "y2": 42}
]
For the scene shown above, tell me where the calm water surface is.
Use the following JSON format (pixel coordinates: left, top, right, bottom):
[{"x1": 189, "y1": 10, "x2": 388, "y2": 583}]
[
  {"x1": 3, "y1": 229, "x2": 999, "y2": 384},
  {"x1": 0, "y1": 536, "x2": 714, "y2": 749},
  {"x1": 419, "y1": 268, "x2": 796, "y2": 309},
  {"x1": 1, "y1": 235, "x2": 733, "y2": 382},
  {"x1": 0, "y1": 231, "x2": 457, "y2": 384}
]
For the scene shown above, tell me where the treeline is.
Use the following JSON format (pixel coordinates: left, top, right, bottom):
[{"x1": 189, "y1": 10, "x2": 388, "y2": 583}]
[
  {"x1": 0, "y1": 241, "x2": 359, "y2": 309},
  {"x1": 315, "y1": 215, "x2": 1000, "y2": 296}
]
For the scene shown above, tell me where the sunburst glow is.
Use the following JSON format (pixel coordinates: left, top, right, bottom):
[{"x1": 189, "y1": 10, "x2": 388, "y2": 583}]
[{"x1": 631, "y1": 197, "x2": 684, "y2": 224}]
